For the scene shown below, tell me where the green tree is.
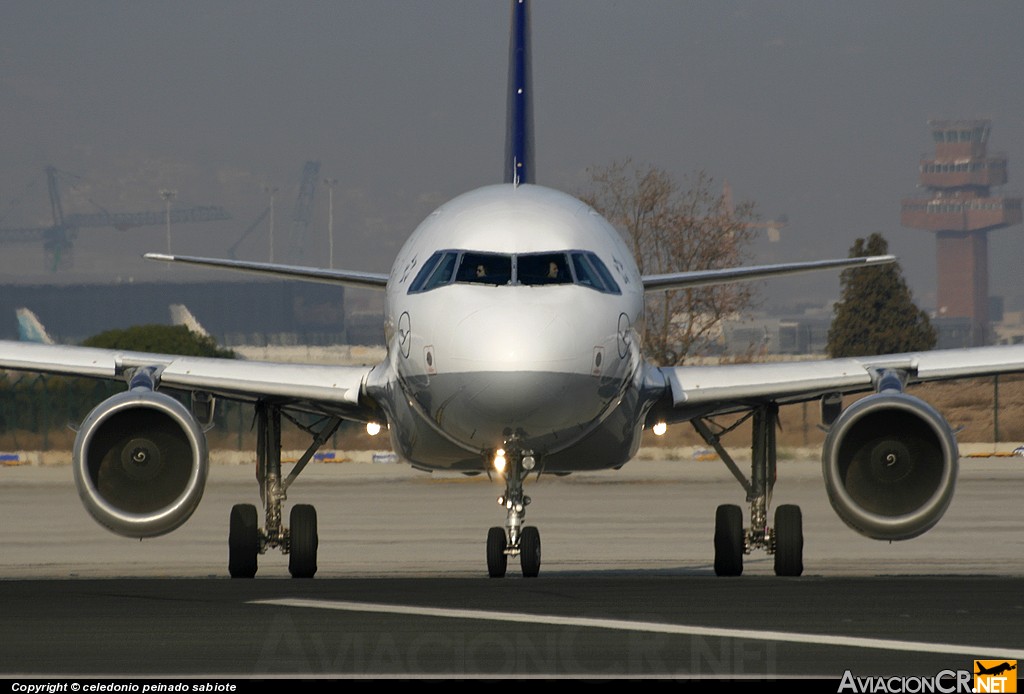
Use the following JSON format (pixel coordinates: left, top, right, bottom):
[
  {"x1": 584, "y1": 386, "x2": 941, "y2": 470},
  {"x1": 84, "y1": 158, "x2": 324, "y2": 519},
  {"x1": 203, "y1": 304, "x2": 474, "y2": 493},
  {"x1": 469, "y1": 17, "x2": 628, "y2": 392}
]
[
  {"x1": 581, "y1": 160, "x2": 759, "y2": 365},
  {"x1": 826, "y1": 233, "x2": 936, "y2": 357},
  {"x1": 82, "y1": 324, "x2": 235, "y2": 358}
]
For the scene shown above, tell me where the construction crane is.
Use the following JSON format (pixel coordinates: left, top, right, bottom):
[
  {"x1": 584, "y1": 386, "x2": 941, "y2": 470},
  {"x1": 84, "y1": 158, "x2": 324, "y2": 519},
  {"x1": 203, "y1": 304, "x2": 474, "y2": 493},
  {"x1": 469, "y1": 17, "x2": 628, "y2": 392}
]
[
  {"x1": 288, "y1": 160, "x2": 320, "y2": 263},
  {"x1": 227, "y1": 206, "x2": 270, "y2": 260},
  {"x1": 227, "y1": 161, "x2": 321, "y2": 263},
  {"x1": 0, "y1": 165, "x2": 231, "y2": 271},
  {"x1": 723, "y1": 179, "x2": 786, "y2": 242}
]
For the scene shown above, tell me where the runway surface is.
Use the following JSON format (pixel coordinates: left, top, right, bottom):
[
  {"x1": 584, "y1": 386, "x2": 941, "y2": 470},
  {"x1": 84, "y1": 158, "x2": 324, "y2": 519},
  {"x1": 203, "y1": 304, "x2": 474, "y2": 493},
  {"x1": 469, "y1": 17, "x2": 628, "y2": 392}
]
[{"x1": 1, "y1": 456, "x2": 1022, "y2": 678}]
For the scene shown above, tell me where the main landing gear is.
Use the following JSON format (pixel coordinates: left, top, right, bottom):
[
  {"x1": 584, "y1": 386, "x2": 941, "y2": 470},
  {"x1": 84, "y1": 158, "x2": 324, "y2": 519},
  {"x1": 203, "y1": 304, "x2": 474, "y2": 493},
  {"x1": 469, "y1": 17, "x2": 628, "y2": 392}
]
[
  {"x1": 693, "y1": 403, "x2": 804, "y2": 577},
  {"x1": 486, "y1": 448, "x2": 541, "y2": 578},
  {"x1": 228, "y1": 402, "x2": 341, "y2": 578}
]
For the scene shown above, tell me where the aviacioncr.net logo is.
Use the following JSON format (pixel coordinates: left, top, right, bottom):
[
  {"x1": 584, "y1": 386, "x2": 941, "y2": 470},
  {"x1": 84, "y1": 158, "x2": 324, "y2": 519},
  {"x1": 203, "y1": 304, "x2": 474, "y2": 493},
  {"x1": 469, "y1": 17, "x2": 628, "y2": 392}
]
[{"x1": 838, "y1": 669, "x2": 973, "y2": 693}]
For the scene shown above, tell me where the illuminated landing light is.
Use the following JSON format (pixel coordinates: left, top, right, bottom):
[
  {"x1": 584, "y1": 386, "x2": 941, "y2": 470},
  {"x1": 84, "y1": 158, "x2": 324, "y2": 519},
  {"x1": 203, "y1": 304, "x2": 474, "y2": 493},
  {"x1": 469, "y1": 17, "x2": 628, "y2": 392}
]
[
  {"x1": 652, "y1": 421, "x2": 668, "y2": 436},
  {"x1": 493, "y1": 448, "x2": 507, "y2": 473},
  {"x1": 366, "y1": 422, "x2": 382, "y2": 436}
]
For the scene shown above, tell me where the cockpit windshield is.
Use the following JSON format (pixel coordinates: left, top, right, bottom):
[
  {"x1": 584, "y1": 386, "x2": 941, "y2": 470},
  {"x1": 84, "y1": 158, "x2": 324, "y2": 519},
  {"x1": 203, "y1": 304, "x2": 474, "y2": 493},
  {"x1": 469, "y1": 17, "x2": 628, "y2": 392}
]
[
  {"x1": 455, "y1": 252, "x2": 513, "y2": 286},
  {"x1": 517, "y1": 253, "x2": 572, "y2": 285},
  {"x1": 408, "y1": 249, "x2": 621, "y2": 294}
]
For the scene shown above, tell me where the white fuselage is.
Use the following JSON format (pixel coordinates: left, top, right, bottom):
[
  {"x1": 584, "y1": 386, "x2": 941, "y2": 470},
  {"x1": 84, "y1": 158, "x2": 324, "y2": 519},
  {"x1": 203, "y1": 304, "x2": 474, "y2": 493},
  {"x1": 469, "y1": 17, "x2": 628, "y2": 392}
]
[{"x1": 364, "y1": 183, "x2": 654, "y2": 472}]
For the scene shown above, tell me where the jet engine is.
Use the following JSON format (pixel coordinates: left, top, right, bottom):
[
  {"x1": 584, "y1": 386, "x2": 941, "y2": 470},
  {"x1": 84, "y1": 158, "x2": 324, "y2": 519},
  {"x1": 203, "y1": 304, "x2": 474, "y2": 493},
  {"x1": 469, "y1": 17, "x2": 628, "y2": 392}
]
[
  {"x1": 72, "y1": 386, "x2": 209, "y2": 538},
  {"x1": 822, "y1": 391, "x2": 957, "y2": 541}
]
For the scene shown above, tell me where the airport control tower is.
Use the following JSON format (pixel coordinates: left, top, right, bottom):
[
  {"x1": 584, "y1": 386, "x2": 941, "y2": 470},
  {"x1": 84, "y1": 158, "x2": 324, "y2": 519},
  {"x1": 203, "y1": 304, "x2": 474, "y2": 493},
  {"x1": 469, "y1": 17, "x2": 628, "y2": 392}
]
[{"x1": 901, "y1": 119, "x2": 1022, "y2": 346}]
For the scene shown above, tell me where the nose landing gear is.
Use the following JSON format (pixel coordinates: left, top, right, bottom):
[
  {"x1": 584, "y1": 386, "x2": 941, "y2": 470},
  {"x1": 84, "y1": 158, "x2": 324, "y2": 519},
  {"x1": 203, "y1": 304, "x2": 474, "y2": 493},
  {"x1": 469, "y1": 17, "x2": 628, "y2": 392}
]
[{"x1": 486, "y1": 447, "x2": 541, "y2": 578}]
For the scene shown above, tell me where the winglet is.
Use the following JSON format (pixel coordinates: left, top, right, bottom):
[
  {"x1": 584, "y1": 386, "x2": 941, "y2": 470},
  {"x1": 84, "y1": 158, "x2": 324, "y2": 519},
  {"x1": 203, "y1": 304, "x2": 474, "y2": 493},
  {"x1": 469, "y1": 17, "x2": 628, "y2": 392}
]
[{"x1": 504, "y1": 0, "x2": 534, "y2": 185}]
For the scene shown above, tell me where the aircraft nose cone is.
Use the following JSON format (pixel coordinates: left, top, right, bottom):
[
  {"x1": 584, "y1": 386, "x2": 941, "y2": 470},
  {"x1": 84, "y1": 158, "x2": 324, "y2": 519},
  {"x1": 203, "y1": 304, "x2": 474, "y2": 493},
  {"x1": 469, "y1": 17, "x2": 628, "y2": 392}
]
[
  {"x1": 441, "y1": 304, "x2": 592, "y2": 438},
  {"x1": 448, "y1": 304, "x2": 576, "y2": 370},
  {"x1": 431, "y1": 304, "x2": 603, "y2": 440}
]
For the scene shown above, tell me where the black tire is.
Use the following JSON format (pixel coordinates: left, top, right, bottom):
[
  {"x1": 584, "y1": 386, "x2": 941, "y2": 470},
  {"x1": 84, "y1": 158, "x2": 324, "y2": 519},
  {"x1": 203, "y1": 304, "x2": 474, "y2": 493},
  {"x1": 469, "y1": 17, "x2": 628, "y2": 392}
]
[
  {"x1": 289, "y1": 504, "x2": 318, "y2": 578},
  {"x1": 487, "y1": 527, "x2": 508, "y2": 578},
  {"x1": 228, "y1": 503, "x2": 259, "y2": 578},
  {"x1": 773, "y1": 504, "x2": 804, "y2": 577},
  {"x1": 520, "y1": 526, "x2": 541, "y2": 578},
  {"x1": 714, "y1": 504, "x2": 744, "y2": 576}
]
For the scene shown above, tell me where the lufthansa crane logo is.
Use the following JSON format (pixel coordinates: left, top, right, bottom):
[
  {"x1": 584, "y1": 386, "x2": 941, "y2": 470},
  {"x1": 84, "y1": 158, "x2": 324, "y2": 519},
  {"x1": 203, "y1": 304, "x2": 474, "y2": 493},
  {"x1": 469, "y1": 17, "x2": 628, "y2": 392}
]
[
  {"x1": 617, "y1": 313, "x2": 631, "y2": 359},
  {"x1": 398, "y1": 312, "x2": 412, "y2": 359}
]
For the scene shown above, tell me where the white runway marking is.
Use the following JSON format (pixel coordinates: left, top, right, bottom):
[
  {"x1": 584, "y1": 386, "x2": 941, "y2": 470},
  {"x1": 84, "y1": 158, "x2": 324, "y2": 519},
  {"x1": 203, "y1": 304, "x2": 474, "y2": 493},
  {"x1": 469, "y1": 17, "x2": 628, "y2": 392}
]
[{"x1": 252, "y1": 598, "x2": 1024, "y2": 659}]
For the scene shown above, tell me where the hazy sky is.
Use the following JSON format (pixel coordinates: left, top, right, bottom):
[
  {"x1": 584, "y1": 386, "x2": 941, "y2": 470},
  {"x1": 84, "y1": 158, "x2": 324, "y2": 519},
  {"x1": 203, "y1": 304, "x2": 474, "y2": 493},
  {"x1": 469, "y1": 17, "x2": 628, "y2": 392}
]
[{"x1": 2, "y1": 1, "x2": 1024, "y2": 313}]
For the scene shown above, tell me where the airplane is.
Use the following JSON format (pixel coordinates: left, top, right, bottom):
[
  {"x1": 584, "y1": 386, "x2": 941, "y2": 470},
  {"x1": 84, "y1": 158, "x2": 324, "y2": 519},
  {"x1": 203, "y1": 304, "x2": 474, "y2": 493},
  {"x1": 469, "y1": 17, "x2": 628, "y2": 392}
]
[
  {"x1": 15, "y1": 308, "x2": 55, "y2": 345},
  {"x1": 168, "y1": 304, "x2": 211, "y2": 338},
  {"x1": 976, "y1": 662, "x2": 1017, "y2": 677},
  {"x1": 17, "y1": 304, "x2": 205, "y2": 346},
  {"x1": 3, "y1": 0, "x2": 1024, "y2": 579}
]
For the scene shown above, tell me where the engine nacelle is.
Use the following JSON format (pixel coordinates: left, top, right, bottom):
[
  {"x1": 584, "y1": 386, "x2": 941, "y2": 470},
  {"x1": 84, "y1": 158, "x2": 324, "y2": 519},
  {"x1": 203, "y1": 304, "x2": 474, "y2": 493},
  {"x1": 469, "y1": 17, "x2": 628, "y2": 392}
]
[
  {"x1": 822, "y1": 391, "x2": 958, "y2": 541},
  {"x1": 73, "y1": 388, "x2": 209, "y2": 538}
]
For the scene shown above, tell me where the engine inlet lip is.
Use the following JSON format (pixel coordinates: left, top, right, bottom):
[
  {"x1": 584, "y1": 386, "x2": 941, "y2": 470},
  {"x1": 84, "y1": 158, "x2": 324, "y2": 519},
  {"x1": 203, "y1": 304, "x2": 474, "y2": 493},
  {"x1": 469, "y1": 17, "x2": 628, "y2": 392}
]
[
  {"x1": 822, "y1": 392, "x2": 958, "y2": 541},
  {"x1": 72, "y1": 389, "x2": 209, "y2": 538}
]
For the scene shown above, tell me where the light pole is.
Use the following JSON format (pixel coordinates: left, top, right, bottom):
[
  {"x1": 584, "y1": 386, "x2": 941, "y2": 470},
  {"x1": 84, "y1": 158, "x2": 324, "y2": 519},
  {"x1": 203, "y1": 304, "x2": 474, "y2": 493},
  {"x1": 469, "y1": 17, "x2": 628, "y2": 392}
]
[
  {"x1": 323, "y1": 177, "x2": 338, "y2": 269},
  {"x1": 264, "y1": 185, "x2": 279, "y2": 262},
  {"x1": 160, "y1": 189, "x2": 177, "y2": 256}
]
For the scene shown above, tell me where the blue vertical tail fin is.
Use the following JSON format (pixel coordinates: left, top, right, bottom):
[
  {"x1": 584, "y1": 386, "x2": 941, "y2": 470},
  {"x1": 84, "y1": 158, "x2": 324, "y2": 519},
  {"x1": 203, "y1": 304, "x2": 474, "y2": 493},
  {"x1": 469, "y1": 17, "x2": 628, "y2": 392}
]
[
  {"x1": 16, "y1": 308, "x2": 55, "y2": 344},
  {"x1": 504, "y1": 0, "x2": 534, "y2": 185}
]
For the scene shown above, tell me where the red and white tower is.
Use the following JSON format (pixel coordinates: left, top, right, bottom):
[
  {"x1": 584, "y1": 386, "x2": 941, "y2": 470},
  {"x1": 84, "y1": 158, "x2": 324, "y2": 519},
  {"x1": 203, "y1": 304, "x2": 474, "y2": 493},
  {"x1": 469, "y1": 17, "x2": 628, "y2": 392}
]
[{"x1": 901, "y1": 119, "x2": 1022, "y2": 346}]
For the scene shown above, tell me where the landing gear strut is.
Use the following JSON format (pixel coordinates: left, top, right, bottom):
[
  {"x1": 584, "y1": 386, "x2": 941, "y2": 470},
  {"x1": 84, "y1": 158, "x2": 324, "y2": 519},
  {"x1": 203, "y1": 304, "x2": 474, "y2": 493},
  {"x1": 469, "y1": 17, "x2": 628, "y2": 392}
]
[
  {"x1": 486, "y1": 448, "x2": 541, "y2": 578},
  {"x1": 227, "y1": 402, "x2": 340, "y2": 578},
  {"x1": 694, "y1": 403, "x2": 804, "y2": 577}
]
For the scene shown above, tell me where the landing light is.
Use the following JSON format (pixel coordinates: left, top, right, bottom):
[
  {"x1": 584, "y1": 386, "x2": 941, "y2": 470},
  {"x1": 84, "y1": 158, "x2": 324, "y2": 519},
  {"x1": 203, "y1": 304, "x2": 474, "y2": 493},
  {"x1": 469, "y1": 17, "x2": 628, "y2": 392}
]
[
  {"x1": 493, "y1": 448, "x2": 507, "y2": 473},
  {"x1": 366, "y1": 422, "x2": 382, "y2": 436},
  {"x1": 652, "y1": 421, "x2": 668, "y2": 436}
]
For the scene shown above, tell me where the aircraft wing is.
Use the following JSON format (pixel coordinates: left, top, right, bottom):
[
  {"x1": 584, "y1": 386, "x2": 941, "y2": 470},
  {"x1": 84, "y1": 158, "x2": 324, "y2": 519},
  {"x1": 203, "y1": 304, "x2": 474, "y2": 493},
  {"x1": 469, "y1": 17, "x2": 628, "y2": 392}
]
[
  {"x1": 658, "y1": 344, "x2": 1024, "y2": 411},
  {"x1": 0, "y1": 340, "x2": 379, "y2": 419},
  {"x1": 144, "y1": 253, "x2": 390, "y2": 290},
  {"x1": 642, "y1": 255, "x2": 894, "y2": 292}
]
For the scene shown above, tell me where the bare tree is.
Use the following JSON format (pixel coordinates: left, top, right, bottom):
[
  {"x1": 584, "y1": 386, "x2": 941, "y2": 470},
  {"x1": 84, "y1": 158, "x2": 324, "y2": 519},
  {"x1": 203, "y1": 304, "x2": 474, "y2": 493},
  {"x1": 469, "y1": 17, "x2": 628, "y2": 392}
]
[{"x1": 581, "y1": 160, "x2": 759, "y2": 365}]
